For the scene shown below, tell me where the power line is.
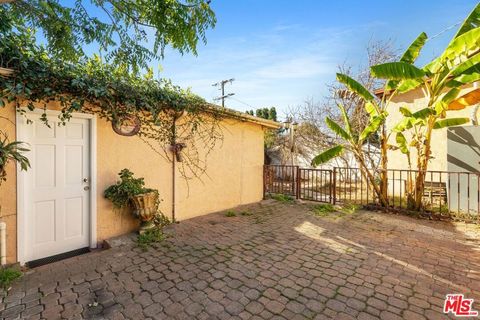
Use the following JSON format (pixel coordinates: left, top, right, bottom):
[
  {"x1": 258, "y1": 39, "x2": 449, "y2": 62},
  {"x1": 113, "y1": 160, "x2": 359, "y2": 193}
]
[
  {"x1": 427, "y1": 20, "x2": 462, "y2": 42},
  {"x1": 212, "y1": 78, "x2": 235, "y2": 108},
  {"x1": 229, "y1": 96, "x2": 253, "y2": 109}
]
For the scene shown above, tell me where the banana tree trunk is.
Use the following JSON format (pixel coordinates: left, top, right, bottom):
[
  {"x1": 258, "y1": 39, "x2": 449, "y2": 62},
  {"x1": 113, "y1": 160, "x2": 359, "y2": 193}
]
[
  {"x1": 379, "y1": 126, "x2": 389, "y2": 206},
  {"x1": 354, "y1": 149, "x2": 389, "y2": 207},
  {"x1": 414, "y1": 119, "x2": 434, "y2": 211}
]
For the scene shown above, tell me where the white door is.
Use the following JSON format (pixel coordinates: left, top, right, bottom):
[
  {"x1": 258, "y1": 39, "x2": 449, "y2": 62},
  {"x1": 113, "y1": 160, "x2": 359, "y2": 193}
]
[{"x1": 20, "y1": 113, "x2": 91, "y2": 262}]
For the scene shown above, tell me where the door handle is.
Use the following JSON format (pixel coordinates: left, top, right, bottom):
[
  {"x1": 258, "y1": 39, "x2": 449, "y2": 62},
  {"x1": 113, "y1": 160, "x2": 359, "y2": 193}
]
[
  {"x1": 83, "y1": 178, "x2": 89, "y2": 183},
  {"x1": 84, "y1": 186, "x2": 90, "y2": 191}
]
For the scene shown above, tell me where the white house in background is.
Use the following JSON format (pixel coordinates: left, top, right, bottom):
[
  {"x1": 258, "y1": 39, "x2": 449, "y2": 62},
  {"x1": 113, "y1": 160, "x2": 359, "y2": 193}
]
[{"x1": 267, "y1": 141, "x2": 381, "y2": 171}]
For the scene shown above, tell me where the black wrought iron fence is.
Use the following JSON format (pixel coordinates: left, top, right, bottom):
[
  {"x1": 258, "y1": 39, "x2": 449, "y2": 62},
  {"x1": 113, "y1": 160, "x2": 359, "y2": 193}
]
[
  {"x1": 263, "y1": 165, "x2": 298, "y2": 197},
  {"x1": 263, "y1": 165, "x2": 480, "y2": 221},
  {"x1": 298, "y1": 168, "x2": 332, "y2": 203}
]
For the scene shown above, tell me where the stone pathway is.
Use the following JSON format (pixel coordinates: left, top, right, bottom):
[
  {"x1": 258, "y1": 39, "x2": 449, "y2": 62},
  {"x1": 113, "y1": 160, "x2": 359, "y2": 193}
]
[{"x1": 1, "y1": 200, "x2": 479, "y2": 319}]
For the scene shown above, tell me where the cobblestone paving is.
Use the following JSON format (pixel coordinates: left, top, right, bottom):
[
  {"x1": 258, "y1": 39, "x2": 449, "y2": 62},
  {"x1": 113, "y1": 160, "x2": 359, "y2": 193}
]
[{"x1": 1, "y1": 200, "x2": 480, "y2": 319}]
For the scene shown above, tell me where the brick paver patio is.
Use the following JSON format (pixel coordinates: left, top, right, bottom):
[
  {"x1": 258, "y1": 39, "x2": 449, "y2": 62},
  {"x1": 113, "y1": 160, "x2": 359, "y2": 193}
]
[{"x1": 1, "y1": 200, "x2": 479, "y2": 319}]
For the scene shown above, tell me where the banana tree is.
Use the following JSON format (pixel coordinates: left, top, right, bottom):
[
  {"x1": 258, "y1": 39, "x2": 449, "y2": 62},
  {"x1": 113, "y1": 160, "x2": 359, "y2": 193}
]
[
  {"x1": 312, "y1": 31, "x2": 428, "y2": 206},
  {"x1": 392, "y1": 106, "x2": 470, "y2": 208},
  {"x1": 311, "y1": 100, "x2": 389, "y2": 207},
  {"x1": 371, "y1": 3, "x2": 480, "y2": 210}
]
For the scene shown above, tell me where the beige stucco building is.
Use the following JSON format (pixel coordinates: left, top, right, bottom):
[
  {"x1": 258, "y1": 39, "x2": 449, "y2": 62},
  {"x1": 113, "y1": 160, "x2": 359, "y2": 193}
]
[
  {"x1": 0, "y1": 102, "x2": 279, "y2": 264},
  {"x1": 385, "y1": 83, "x2": 478, "y2": 172},
  {"x1": 384, "y1": 84, "x2": 480, "y2": 214}
]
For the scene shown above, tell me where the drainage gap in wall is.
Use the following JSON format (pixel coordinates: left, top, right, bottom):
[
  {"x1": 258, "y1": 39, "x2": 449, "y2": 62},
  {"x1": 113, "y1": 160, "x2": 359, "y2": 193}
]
[{"x1": 26, "y1": 247, "x2": 91, "y2": 268}]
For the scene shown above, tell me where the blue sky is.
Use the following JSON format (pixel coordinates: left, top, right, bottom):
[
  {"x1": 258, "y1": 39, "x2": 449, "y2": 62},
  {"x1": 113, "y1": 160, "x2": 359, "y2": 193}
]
[{"x1": 154, "y1": 0, "x2": 478, "y2": 119}]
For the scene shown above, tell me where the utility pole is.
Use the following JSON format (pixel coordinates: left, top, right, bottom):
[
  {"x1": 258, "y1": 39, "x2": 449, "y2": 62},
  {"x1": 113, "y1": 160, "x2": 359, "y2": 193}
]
[{"x1": 212, "y1": 78, "x2": 235, "y2": 108}]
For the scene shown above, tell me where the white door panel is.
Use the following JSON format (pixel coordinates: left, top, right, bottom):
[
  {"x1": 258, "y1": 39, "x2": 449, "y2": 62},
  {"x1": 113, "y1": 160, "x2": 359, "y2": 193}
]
[{"x1": 22, "y1": 114, "x2": 90, "y2": 261}]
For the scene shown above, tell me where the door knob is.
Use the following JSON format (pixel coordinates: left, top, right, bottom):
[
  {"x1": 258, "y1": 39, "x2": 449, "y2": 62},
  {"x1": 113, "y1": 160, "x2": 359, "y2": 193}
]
[
  {"x1": 83, "y1": 178, "x2": 89, "y2": 183},
  {"x1": 84, "y1": 186, "x2": 90, "y2": 191}
]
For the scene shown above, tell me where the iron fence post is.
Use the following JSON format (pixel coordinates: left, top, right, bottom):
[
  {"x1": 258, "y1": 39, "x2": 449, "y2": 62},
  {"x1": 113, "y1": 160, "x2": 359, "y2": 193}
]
[
  {"x1": 332, "y1": 167, "x2": 337, "y2": 205},
  {"x1": 296, "y1": 166, "x2": 300, "y2": 199},
  {"x1": 263, "y1": 165, "x2": 266, "y2": 200}
]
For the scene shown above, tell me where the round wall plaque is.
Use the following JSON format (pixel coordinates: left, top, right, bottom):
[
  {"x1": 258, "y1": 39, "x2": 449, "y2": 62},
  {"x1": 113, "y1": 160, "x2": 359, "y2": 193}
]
[{"x1": 112, "y1": 115, "x2": 141, "y2": 136}]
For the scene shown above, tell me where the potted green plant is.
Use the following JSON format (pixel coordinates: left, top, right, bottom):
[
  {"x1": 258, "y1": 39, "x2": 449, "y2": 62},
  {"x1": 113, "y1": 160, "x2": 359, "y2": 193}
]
[
  {"x1": 0, "y1": 133, "x2": 30, "y2": 186},
  {"x1": 104, "y1": 169, "x2": 159, "y2": 232}
]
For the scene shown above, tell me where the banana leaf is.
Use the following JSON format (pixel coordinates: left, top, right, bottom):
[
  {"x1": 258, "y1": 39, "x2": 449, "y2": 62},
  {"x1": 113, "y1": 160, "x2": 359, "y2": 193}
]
[{"x1": 311, "y1": 145, "x2": 344, "y2": 167}]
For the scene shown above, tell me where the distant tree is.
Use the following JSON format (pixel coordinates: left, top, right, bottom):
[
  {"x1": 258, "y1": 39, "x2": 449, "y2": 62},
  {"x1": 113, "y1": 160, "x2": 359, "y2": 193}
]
[
  {"x1": 251, "y1": 107, "x2": 277, "y2": 121},
  {"x1": 0, "y1": 0, "x2": 216, "y2": 72},
  {"x1": 255, "y1": 108, "x2": 265, "y2": 118},
  {"x1": 268, "y1": 107, "x2": 277, "y2": 122}
]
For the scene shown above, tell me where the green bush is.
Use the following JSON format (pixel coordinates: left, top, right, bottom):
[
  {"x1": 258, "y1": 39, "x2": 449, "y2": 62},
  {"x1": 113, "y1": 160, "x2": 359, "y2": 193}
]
[{"x1": 104, "y1": 169, "x2": 155, "y2": 208}]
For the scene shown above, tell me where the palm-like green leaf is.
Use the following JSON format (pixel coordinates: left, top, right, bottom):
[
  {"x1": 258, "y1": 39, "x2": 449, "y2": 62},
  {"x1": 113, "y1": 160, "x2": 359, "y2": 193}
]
[
  {"x1": 453, "y1": 71, "x2": 480, "y2": 85},
  {"x1": 442, "y1": 27, "x2": 480, "y2": 63},
  {"x1": 433, "y1": 118, "x2": 470, "y2": 129},
  {"x1": 337, "y1": 103, "x2": 352, "y2": 136},
  {"x1": 396, "y1": 79, "x2": 423, "y2": 93},
  {"x1": 0, "y1": 138, "x2": 31, "y2": 173},
  {"x1": 426, "y1": 27, "x2": 480, "y2": 74},
  {"x1": 336, "y1": 73, "x2": 374, "y2": 102},
  {"x1": 400, "y1": 32, "x2": 428, "y2": 64},
  {"x1": 311, "y1": 145, "x2": 344, "y2": 167},
  {"x1": 411, "y1": 107, "x2": 435, "y2": 119},
  {"x1": 396, "y1": 132, "x2": 409, "y2": 154},
  {"x1": 442, "y1": 88, "x2": 461, "y2": 104},
  {"x1": 371, "y1": 62, "x2": 425, "y2": 80},
  {"x1": 325, "y1": 117, "x2": 350, "y2": 140},
  {"x1": 399, "y1": 106, "x2": 412, "y2": 117},
  {"x1": 386, "y1": 32, "x2": 428, "y2": 90},
  {"x1": 450, "y1": 55, "x2": 480, "y2": 85},
  {"x1": 450, "y1": 53, "x2": 480, "y2": 76},
  {"x1": 453, "y1": 2, "x2": 480, "y2": 39},
  {"x1": 435, "y1": 88, "x2": 460, "y2": 114},
  {"x1": 359, "y1": 115, "x2": 384, "y2": 142},
  {"x1": 364, "y1": 102, "x2": 378, "y2": 118},
  {"x1": 393, "y1": 117, "x2": 414, "y2": 132}
]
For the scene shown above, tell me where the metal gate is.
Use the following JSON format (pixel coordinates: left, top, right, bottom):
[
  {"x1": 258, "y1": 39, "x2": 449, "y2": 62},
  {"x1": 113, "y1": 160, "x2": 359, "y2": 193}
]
[
  {"x1": 297, "y1": 168, "x2": 333, "y2": 203},
  {"x1": 263, "y1": 165, "x2": 332, "y2": 203}
]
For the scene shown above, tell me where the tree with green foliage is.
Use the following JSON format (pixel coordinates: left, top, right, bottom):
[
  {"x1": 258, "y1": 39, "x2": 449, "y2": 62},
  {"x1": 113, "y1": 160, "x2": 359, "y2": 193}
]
[
  {"x1": 0, "y1": 0, "x2": 216, "y2": 72},
  {"x1": 268, "y1": 107, "x2": 277, "y2": 121},
  {"x1": 247, "y1": 107, "x2": 277, "y2": 121},
  {"x1": 0, "y1": 28, "x2": 227, "y2": 180},
  {"x1": 311, "y1": 96, "x2": 389, "y2": 207},
  {"x1": 312, "y1": 3, "x2": 480, "y2": 210},
  {"x1": 0, "y1": 0, "x2": 219, "y2": 182},
  {"x1": 372, "y1": 3, "x2": 480, "y2": 210}
]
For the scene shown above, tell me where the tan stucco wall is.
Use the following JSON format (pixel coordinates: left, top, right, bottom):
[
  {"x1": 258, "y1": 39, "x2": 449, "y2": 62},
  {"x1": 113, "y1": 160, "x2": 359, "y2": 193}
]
[
  {"x1": 0, "y1": 102, "x2": 267, "y2": 263},
  {"x1": 175, "y1": 118, "x2": 265, "y2": 220},
  {"x1": 0, "y1": 106, "x2": 18, "y2": 263},
  {"x1": 386, "y1": 84, "x2": 476, "y2": 172}
]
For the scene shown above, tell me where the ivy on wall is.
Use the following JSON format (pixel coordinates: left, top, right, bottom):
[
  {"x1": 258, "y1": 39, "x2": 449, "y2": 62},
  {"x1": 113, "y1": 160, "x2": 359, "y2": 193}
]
[{"x1": 0, "y1": 30, "x2": 227, "y2": 179}]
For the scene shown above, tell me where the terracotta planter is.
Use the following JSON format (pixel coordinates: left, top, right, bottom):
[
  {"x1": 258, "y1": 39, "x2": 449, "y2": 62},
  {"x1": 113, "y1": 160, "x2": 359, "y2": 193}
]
[
  {"x1": 131, "y1": 191, "x2": 159, "y2": 233},
  {"x1": 131, "y1": 191, "x2": 158, "y2": 222}
]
